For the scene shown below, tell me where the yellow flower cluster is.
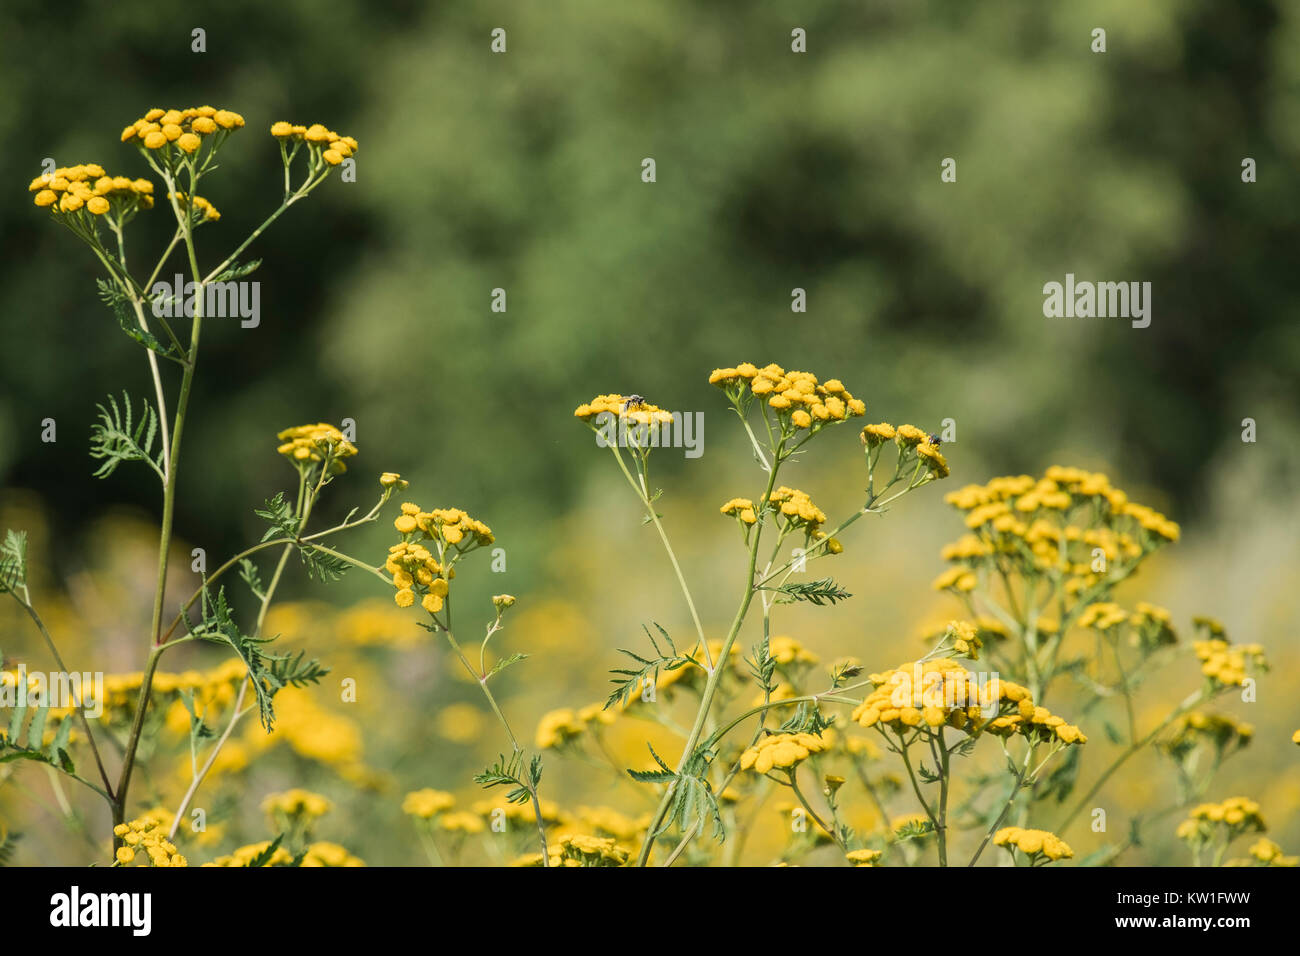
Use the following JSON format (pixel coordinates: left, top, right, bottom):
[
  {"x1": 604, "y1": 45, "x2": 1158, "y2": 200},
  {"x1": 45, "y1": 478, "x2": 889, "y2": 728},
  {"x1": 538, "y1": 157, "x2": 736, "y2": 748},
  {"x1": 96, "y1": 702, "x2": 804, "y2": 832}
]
[
  {"x1": 301, "y1": 842, "x2": 365, "y2": 867},
  {"x1": 122, "y1": 106, "x2": 245, "y2": 154},
  {"x1": 944, "y1": 620, "x2": 982, "y2": 658},
  {"x1": 113, "y1": 818, "x2": 187, "y2": 867},
  {"x1": 709, "y1": 363, "x2": 867, "y2": 430},
  {"x1": 261, "y1": 788, "x2": 332, "y2": 820},
  {"x1": 765, "y1": 486, "x2": 827, "y2": 535},
  {"x1": 1077, "y1": 601, "x2": 1178, "y2": 651},
  {"x1": 270, "y1": 687, "x2": 365, "y2": 771},
  {"x1": 852, "y1": 659, "x2": 985, "y2": 734},
  {"x1": 938, "y1": 467, "x2": 1178, "y2": 608},
  {"x1": 993, "y1": 827, "x2": 1073, "y2": 862},
  {"x1": 387, "y1": 503, "x2": 493, "y2": 612},
  {"x1": 739, "y1": 732, "x2": 829, "y2": 775},
  {"x1": 1177, "y1": 797, "x2": 1266, "y2": 842},
  {"x1": 386, "y1": 536, "x2": 448, "y2": 613},
  {"x1": 1130, "y1": 602, "x2": 1178, "y2": 648},
  {"x1": 846, "y1": 848, "x2": 882, "y2": 867},
  {"x1": 768, "y1": 636, "x2": 819, "y2": 667},
  {"x1": 513, "y1": 834, "x2": 629, "y2": 867},
  {"x1": 402, "y1": 788, "x2": 456, "y2": 819},
  {"x1": 574, "y1": 806, "x2": 648, "y2": 843},
  {"x1": 29, "y1": 164, "x2": 154, "y2": 216},
  {"x1": 573, "y1": 393, "x2": 674, "y2": 425},
  {"x1": 931, "y1": 565, "x2": 976, "y2": 593},
  {"x1": 473, "y1": 797, "x2": 569, "y2": 829},
  {"x1": 87, "y1": 657, "x2": 247, "y2": 729},
  {"x1": 861, "y1": 423, "x2": 949, "y2": 479},
  {"x1": 535, "y1": 704, "x2": 613, "y2": 749},
  {"x1": 860, "y1": 422, "x2": 897, "y2": 446},
  {"x1": 393, "y1": 503, "x2": 494, "y2": 549},
  {"x1": 720, "y1": 497, "x2": 758, "y2": 525},
  {"x1": 167, "y1": 191, "x2": 221, "y2": 223},
  {"x1": 1078, "y1": 602, "x2": 1128, "y2": 630},
  {"x1": 431, "y1": 811, "x2": 484, "y2": 835},
  {"x1": 204, "y1": 840, "x2": 294, "y2": 867},
  {"x1": 852, "y1": 660, "x2": 1087, "y2": 746},
  {"x1": 1163, "y1": 712, "x2": 1253, "y2": 758},
  {"x1": 983, "y1": 695, "x2": 1089, "y2": 746},
  {"x1": 1193, "y1": 639, "x2": 1267, "y2": 688},
  {"x1": 276, "y1": 423, "x2": 358, "y2": 471},
  {"x1": 270, "y1": 122, "x2": 359, "y2": 166},
  {"x1": 1247, "y1": 838, "x2": 1298, "y2": 867}
]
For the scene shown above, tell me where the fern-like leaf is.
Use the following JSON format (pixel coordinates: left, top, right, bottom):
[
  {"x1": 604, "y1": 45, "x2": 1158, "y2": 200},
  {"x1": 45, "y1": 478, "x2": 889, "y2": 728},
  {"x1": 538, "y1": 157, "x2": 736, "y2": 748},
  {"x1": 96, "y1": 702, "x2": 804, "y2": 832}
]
[{"x1": 89, "y1": 392, "x2": 165, "y2": 482}]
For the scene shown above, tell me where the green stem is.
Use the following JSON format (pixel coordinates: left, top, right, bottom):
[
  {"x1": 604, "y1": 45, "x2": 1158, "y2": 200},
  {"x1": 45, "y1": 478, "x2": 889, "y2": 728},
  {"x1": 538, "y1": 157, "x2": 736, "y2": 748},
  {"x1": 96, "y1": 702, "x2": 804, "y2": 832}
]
[
  {"x1": 634, "y1": 460, "x2": 782, "y2": 866},
  {"x1": 12, "y1": 592, "x2": 114, "y2": 799}
]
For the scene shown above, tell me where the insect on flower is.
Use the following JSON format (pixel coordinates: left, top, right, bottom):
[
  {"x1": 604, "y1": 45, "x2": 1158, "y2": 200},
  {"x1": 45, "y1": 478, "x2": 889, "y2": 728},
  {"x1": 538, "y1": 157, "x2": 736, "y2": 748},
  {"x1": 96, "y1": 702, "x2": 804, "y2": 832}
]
[{"x1": 621, "y1": 394, "x2": 646, "y2": 412}]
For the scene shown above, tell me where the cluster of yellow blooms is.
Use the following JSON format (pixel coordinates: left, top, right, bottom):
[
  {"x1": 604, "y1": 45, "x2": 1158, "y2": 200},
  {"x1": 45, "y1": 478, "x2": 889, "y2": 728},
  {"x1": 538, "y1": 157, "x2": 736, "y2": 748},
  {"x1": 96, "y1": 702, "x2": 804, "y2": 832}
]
[
  {"x1": 534, "y1": 704, "x2": 613, "y2": 750},
  {"x1": 513, "y1": 834, "x2": 630, "y2": 867},
  {"x1": 400, "y1": 790, "x2": 643, "y2": 851},
  {"x1": 936, "y1": 467, "x2": 1178, "y2": 611},
  {"x1": 402, "y1": 788, "x2": 456, "y2": 819},
  {"x1": 266, "y1": 687, "x2": 366, "y2": 773},
  {"x1": 574, "y1": 805, "x2": 648, "y2": 843},
  {"x1": 202, "y1": 840, "x2": 364, "y2": 867},
  {"x1": 993, "y1": 827, "x2": 1073, "y2": 862},
  {"x1": 764, "y1": 486, "x2": 828, "y2": 536},
  {"x1": 74, "y1": 657, "x2": 248, "y2": 729},
  {"x1": 301, "y1": 842, "x2": 365, "y2": 867},
  {"x1": 29, "y1": 164, "x2": 154, "y2": 217},
  {"x1": 205, "y1": 841, "x2": 292, "y2": 867},
  {"x1": 1076, "y1": 601, "x2": 1178, "y2": 649},
  {"x1": 721, "y1": 493, "x2": 843, "y2": 554},
  {"x1": 167, "y1": 191, "x2": 220, "y2": 223},
  {"x1": 1162, "y1": 712, "x2": 1253, "y2": 758},
  {"x1": 270, "y1": 122, "x2": 359, "y2": 166},
  {"x1": 386, "y1": 537, "x2": 448, "y2": 613},
  {"x1": 846, "y1": 848, "x2": 882, "y2": 867},
  {"x1": 708, "y1": 363, "x2": 867, "y2": 431},
  {"x1": 276, "y1": 423, "x2": 358, "y2": 472},
  {"x1": 1177, "y1": 797, "x2": 1266, "y2": 842},
  {"x1": 473, "y1": 797, "x2": 569, "y2": 829},
  {"x1": 720, "y1": 497, "x2": 759, "y2": 525},
  {"x1": 739, "y1": 732, "x2": 829, "y2": 775},
  {"x1": 851, "y1": 660, "x2": 1087, "y2": 746},
  {"x1": 387, "y1": 504, "x2": 493, "y2": 613},
  {"x1": 573, "y1": 393, "x2": 674, "y2": 425},
  {"x1": 261, "y1": 788, "x2": 331, "y2": 821},
  {"x1": 1193, "y1": 638, "x2": 1267, "y2": 689},
  {"x1": 861, "y1": 423, "x2": 950, "y2": 479},
  {"x1": 433, "y1": 811, "x2": 486, "y2": 835},
  {"x1": 121, "y1": 106, "x2": 245, "y2": 154},
  {"x1": 393, "y1": 503, "x2": 494, "y2": 549},
  {"x1": 1242, "y1": 838, "x2": 1298, "y2": 867},
  {"x1": 113, "y1": 818, "x2": 187, "y2": 867},
  {"x1": 768, "y1": 635, "x2": 820, "y2": 667},
  {"x1": 943, "y1": 619, "x2": 982, "y2": 658},
  {"x1": 852, "y1": 658, "x2": 985, "y2": 733}
]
